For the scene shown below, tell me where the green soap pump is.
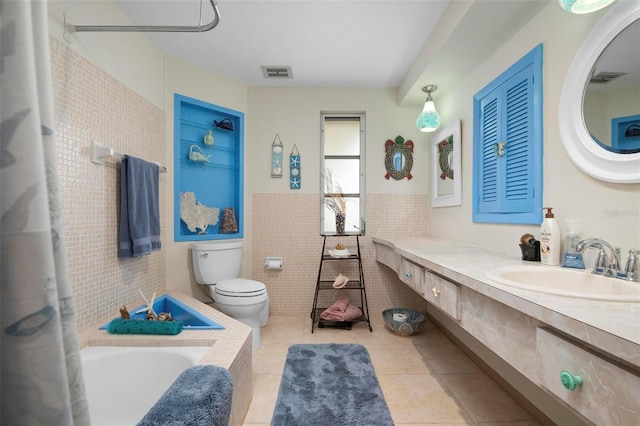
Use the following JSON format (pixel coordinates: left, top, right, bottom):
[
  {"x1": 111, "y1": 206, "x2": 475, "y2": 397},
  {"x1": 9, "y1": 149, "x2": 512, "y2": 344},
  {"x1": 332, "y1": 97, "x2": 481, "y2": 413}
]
[{"x1": 540, "y1": 207, "x2": 561, "y2": 266}]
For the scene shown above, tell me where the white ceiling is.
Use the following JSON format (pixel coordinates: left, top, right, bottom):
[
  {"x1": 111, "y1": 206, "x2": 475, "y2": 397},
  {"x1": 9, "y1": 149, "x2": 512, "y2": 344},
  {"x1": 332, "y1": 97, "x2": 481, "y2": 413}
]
[{"x1": 100, "y1": 0, "x2": 551, "y2": 106}]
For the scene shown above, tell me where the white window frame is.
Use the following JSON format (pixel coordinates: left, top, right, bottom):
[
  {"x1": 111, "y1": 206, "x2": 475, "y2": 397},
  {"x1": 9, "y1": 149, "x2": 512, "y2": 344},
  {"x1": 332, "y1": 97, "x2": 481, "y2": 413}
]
[{"x1": 320, "y1": 112, "x2": 366, "y2": 235}]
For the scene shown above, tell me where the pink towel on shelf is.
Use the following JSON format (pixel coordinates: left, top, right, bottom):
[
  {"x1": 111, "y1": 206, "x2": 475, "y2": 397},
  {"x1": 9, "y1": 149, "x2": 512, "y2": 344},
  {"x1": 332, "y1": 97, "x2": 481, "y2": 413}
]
[
  {"x1": 320, "y1": 295, "x2": 362, "y2": 322},
  {"x1": 325, "y1": 295, "x2": 350, "y2": 313},
  {"x1": 321, "y1": 304, "x2": 362, "y2": 322}
]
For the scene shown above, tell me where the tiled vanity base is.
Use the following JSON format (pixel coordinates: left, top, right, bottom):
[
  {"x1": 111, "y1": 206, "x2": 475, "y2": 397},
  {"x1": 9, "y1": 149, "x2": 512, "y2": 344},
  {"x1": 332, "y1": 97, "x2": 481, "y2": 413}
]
[{"x1": 79, "y1": 290, "x2": 252, "y2": 425}]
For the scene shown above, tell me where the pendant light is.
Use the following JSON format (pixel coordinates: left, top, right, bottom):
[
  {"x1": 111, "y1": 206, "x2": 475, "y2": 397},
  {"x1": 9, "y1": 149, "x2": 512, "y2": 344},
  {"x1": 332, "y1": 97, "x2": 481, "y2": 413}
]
[
  {"x1": 416, "y1": 85, "x2": 441, "y2": 133},
  {"x1": 558, "y1": 0, "x2": 616, "y2": 14}
]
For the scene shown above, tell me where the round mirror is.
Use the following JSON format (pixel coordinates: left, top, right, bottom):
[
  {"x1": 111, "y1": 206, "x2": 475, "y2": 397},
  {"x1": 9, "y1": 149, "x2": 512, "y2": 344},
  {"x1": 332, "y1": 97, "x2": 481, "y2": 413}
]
[
  {"x1": 584, "y1": 19, "x2": 640, "y2": 153},
  {"x1": 559, "y1": 0, "x2": 640, "y2": 183}
]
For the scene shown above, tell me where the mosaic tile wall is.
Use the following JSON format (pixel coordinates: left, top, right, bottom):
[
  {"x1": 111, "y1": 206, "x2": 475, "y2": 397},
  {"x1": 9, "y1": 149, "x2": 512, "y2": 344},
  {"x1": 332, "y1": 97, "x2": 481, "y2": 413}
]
[
  {"x1": 252, "y1": 193, "x2": 430, "y2": 317},
  {"x1": 50, "y1": 38, "x2": 167, "y2": 329}
]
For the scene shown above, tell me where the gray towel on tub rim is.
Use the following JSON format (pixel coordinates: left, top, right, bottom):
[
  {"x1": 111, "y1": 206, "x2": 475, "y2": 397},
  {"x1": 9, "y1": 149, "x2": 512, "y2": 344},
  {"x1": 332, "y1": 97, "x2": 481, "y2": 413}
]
[
  {"x1": 136, "y1": 365, "x2": 233, "y2": 426},
  {"x1": 118, "y1": 155, "x2": 161, "y2": 258}
]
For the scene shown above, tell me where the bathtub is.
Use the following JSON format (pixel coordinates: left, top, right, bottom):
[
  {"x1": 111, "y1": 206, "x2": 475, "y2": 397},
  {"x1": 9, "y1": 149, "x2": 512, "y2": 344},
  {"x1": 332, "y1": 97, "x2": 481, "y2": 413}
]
[{"x1": 81, "y1": 346, "x2": 210, "y2": 426}]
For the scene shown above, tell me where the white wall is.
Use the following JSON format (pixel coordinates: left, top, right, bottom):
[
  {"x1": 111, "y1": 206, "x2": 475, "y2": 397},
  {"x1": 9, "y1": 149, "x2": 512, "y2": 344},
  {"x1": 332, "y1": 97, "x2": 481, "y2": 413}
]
[
  {"x1": 246, "y1": 88, "x2": 433, "y2": 315},
  {"x1": 247, "y1": 87, "x2": 430, "y2": 196},
  {"x1": 429, "y1": 3, "x2": 640, "y2": 258},
  {"x1": 48, "y1": 0, "x2": 165, "y2": 109},
  {"x1": 163, "y1": 57, "x2": 249, "y2": 297},
  {"x1": 583, "y1": 92, "x2": 608, "y2": 144},
  {"x1": 585, "y1": 86, "x2": 640, "y2": 146}
]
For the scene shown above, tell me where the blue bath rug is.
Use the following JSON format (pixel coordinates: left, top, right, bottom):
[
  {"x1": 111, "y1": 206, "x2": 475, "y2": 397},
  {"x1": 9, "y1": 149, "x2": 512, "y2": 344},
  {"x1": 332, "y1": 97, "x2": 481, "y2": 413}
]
[{"x1": 271, "y1": 344, "x2": 394, "y2": 426}]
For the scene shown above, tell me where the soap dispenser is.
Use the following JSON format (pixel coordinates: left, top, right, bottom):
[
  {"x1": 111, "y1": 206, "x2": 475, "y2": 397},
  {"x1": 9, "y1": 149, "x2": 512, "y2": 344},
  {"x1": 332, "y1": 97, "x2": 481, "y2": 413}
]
[
  {"x1": 540, "y1": 207, "x2": 561, "y2": 266},
  {"x1": 561, "y1": 220, "x2": 585, "y2": 269}
]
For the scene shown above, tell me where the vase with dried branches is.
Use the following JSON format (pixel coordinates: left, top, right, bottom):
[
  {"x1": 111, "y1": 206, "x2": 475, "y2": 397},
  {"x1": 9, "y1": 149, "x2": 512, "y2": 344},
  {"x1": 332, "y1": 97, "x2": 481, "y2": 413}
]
[{"x1": 322, "y1": 168, "x2": 346, "y2": 234}]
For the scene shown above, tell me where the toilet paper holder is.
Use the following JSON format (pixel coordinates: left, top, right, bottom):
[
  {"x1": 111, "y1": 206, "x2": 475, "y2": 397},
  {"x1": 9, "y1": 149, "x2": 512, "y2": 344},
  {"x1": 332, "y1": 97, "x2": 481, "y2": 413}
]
[{"x1": 265, "y1": 257, "x2": 283, "y2": 270}]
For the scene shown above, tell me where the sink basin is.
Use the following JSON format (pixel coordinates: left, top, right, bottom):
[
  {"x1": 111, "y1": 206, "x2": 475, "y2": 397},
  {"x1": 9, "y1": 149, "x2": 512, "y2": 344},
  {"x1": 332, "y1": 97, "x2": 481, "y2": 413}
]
[{"x1": 485, "y1": 266, "x2": 640, "y2": 302}]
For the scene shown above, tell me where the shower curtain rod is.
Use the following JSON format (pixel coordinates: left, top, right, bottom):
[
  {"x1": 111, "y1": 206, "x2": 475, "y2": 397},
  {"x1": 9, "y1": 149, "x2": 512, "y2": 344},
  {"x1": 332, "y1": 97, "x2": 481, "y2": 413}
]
[{"x1": 66, "y1": 0, "x2": 220, "y2": 33}]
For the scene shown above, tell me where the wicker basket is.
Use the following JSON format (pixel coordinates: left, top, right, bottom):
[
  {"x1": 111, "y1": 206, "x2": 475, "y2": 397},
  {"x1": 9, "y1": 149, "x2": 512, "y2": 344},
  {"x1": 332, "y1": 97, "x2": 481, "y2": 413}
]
[{"x1": 382, "y1": 308, "x2": 427, "y2": 336}]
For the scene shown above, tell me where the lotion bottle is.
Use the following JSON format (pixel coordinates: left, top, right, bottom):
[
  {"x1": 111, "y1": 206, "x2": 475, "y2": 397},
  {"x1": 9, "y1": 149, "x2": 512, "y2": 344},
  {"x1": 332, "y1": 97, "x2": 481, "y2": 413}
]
[{"x1": 540, "y1": 207, "x2": 561, "y2": 266}]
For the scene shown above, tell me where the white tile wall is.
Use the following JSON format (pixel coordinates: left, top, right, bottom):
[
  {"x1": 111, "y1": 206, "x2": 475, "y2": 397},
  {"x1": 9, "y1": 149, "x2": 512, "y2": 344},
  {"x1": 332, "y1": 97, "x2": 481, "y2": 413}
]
[
  {"x1": 50, "y1": 38, "x2": 167, "y2": 328},
  {"x1": 252, "y1": 193, "x2": 430, "y2": 317}
]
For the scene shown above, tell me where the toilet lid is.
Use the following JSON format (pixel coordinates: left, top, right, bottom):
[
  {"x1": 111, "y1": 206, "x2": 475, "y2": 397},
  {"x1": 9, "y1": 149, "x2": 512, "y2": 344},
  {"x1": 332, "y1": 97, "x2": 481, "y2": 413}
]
[{"x1": 216, "y1": 278, "x2": 266, "y2": 297}]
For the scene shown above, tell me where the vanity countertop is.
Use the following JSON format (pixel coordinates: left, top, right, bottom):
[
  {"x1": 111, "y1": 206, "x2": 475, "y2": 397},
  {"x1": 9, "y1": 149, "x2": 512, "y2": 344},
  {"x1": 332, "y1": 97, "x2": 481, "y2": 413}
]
[{"x1": 373, "y1": 237, "x2": 640, "y2": 368}]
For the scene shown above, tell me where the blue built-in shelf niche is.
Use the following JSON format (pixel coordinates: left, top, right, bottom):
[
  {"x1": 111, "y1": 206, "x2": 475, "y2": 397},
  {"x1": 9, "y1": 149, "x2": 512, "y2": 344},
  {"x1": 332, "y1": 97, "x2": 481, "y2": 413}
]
[{"x1": 174, "y1": 94, "x2": 244, "y2": 241}]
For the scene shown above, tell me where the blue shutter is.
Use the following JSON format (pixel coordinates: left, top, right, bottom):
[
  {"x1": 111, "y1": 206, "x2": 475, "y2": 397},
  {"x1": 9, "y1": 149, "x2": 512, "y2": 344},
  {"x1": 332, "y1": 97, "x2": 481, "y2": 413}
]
[
  {"x1": 502, "y1": 69, "x2": 534, "y2": 213},
  {"x1": 473, "y1": 44, "x2": 543, "y2": 224},
  {"x1": 478, "y1": 94, "x2": 500, "y2": 213}
]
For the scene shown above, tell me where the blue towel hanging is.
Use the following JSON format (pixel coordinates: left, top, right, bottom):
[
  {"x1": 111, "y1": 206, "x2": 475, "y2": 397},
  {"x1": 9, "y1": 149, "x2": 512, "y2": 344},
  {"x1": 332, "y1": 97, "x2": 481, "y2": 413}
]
[{"x1": 118, "y1": 156, "x2": 161, "y2": 258}]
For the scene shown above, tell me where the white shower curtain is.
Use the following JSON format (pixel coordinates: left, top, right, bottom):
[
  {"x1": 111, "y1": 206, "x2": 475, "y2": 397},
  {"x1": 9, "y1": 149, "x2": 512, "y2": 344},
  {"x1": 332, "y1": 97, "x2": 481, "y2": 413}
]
[{"x1": 1, "y1": 1, "x2": 90, "y2": 424}]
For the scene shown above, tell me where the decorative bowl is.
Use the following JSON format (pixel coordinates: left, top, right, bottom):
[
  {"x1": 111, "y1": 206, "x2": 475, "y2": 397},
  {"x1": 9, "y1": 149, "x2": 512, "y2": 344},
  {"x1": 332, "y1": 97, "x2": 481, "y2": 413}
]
[{"x1": 382, "y1": 308, "x2": 427, "y2": 336}]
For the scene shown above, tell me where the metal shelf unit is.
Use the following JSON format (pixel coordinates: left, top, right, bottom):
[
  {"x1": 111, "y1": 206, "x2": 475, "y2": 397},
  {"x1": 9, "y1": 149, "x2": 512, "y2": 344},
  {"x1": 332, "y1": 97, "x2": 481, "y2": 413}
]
[{"x1": 310, "y1": 234, "x2": 372, "y2": 333}]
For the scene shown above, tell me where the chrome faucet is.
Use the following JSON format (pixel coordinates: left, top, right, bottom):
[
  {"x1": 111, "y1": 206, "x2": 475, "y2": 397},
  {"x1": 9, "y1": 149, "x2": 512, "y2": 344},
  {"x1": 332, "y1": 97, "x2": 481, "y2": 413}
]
[
  {"x1": 575, "y1": 238, "x2": 621, "y2": 278},
  {"x1": 624, "y1": 249, "x2": 640, "y2": 282}
]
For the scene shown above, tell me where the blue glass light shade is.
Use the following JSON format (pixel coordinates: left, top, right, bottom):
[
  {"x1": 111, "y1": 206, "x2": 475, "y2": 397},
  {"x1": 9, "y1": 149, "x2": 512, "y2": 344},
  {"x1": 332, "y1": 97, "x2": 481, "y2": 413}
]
[
  {"x1": 558, "y1": 0, "x2": 616, "y2": 14},
  {"x1": 416, "y1": 100, "x2": 441, "y2": 133}
]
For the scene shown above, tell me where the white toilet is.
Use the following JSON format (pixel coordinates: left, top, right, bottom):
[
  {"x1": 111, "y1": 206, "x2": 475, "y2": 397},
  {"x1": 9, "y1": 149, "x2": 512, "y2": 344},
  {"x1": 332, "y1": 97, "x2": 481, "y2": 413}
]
[{"x1": 191, "y1": 240, "x2": 269, "y2": 349}]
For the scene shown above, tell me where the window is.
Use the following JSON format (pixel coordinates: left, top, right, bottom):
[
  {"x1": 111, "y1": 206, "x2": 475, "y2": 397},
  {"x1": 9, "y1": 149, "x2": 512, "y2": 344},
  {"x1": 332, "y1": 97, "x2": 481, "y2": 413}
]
[
  {"x1": 472, "y1": 44, "x2": 543, "y2": 225},
  {"x1": 320, "y1": 113, "x2": 365, "y2": 235}
]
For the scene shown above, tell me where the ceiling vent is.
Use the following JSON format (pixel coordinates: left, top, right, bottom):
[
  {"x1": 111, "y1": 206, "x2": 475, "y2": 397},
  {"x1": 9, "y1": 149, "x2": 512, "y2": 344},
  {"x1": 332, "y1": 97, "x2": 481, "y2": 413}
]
[
  {"x1": 590, "y1": 71, "x2": 626, "y2": 84},
  {"x1": 261, "y1": 65, "x2": 293, "y2": 79}
]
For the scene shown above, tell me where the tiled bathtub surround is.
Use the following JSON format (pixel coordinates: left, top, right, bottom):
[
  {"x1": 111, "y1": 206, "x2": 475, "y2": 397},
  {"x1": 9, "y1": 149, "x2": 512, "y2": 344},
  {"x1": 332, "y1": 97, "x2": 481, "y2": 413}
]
[
  {"x1": 79, "y1": 291, "x2": 253, "y2": 425},
  {"x1": 50, "y1": 37, "x2": 167, "y2": 328},
  {"x1": 252, "y1": 193, "x2": 430, "y2": 317}
]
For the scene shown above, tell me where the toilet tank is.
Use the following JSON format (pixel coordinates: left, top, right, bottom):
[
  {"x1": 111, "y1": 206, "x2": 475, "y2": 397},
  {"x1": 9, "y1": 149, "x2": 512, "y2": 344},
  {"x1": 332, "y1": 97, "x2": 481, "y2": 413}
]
[{"x1": 191, "y1": 240, "x2": 243, "y2": 285}]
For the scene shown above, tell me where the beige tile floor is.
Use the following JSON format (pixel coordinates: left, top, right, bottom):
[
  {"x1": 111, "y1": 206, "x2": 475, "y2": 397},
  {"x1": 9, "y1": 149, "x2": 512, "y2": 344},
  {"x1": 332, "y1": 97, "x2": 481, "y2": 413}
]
[{"x1": 243, "y1": 316, "x2": 541, "y2": 426}]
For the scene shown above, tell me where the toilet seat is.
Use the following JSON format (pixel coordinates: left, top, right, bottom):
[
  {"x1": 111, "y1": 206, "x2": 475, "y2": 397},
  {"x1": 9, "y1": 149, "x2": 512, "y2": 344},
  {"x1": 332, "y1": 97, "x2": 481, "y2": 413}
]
[{"x1": 215, "y1": 278, "x2": 266, "y2": 297}]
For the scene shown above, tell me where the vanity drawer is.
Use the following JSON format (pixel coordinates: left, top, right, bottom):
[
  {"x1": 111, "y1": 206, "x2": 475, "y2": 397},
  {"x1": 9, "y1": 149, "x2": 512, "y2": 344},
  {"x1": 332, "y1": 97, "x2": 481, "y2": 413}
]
[
  {"x1": 399, "y1": 258, "x2": 424, "y2": 295},
  {"x1": 536, "y1": 327, "x2": 640, "y2": 425},
  {"x1": 374, "y1": 242, "x2": 399, "y2": 274},
  {"x1": 424, "y1": 270, "x2": 460, "y2": 320}
]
